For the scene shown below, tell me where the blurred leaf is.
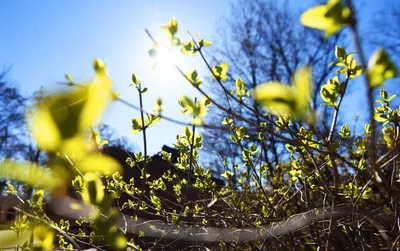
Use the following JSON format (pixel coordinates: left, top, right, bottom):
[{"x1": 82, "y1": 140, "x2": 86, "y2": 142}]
[
  {"x1": 77, "y1": 154, "x2": 122, "y2": 175},
  {"x1": 185, "y1": 70, "x2": 203, "y2": 87},
  {"x1": 181, "y1": 41, "x2": 196, "y2": 56},
  {"x1": 81, "y1": 172, "x2": 104, "y2": 205},
  {"x1": 28, "y1": 60, "x2": 112, "y2": 152},
  {"x1": 368, "y1": 48, "x2": 398, "y2": 87},
  {"x1": 199, "y1": 40, "x2": 212, "y2": 47},
  {"x1": 162, "y1": 17, "x2": 178, "y2": 39},
  {"x1": 212, "y1": 62, "x2": 228, "y2": 81},
  {"x1": 255, "y1": 67, "x2": 313, "y2": 122},
  {"x1": 33, "y1": 225, "x2": 54, "y2": 251},
  {"x1": 300, "y1": 0, "x2": 351, "y2": 37},
  {"x1": 294, "y1": 67, "x2": 313, "y2": 113},
  {"x1": 131, "y1": 73, "x2": 140, "y2": 88},
  {"x1": 0, "y1": 161, "x2": 64, "y2": 191},
  {"x1": 255, "y1": 82, "x2": 296, "y2": 115}
]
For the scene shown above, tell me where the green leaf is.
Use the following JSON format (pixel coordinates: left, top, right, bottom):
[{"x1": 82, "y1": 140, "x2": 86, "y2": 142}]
[
  {"x1": 300, "y1": 0, "x2": 351, "y2": 37},
  {"x1": 131, "y1": 117, "x2": 143, "y2": 134},
  {"x1": 0, "y1": 161, "x2": 64, "y2": 191},
  {"x1": 339, "y1": 124, "x2": 350, "y2": 138},
  {"x1": 181, "y1": 41, "x2": 196, "y2": 56},
  {"x1": 212, "y1": 63, "x2": 228, "y2": 81},
  {"x1": 131, "y1": 73, "x2": 140, "y2": 86},
  {"x1": 349, "y1": 65, "x2": 364, "y2": 79},
  {"x1": 320, "y1": 77, "x2": 340, "y2": 104},
  {"x1": 374, "y1": 113, "x2": 387, "y2": 122},
  {"x1": 81, "y1": 172, "x2": 104, "y2": 205},
  {"x1": 255, "y1": 67, "x2": 313, "y2": 122},
  {"x1": 184, "y1": 70, "x2": 203, "y2": 87},
  {"x1": 199, "y1": 40, "x2": 212, "y2": 47},
  {"x1": 27, "y1": 61, "x2": 113, "y2": 152},
  {"x1": 294, "y1": 67, "x2": 313, "y2": 115},
  {"x1": 368, "y1": 48, "x2": 398, "y2": 87},
  {"x1": 221, "y1": 170, "x2": 234, "y2": 180},
  {"x1": 77, "y1": 154, "x2": 122, "y2": 175},
  {"x1": 255, "y1": 82, "x2": 296, "y2": 115},
  {"x1": 335, "y1": 46, "x2": 346, "y2": 60},
  {"x1": 383, "y1": 126, "x2": 395, "y2": 148},
  {"x1": 235, "y1": 77, "x2": 245, "y2": 99},
  {"x1": 380, "y1": 89, "x2": 388, "y2": 99},
  {"x1": 162, "y1": 17, "x2": 178, "y2": 39}
]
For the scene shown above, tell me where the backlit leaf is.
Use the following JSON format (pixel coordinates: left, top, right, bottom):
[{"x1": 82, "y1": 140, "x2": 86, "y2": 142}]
[
  {"x1": 81, "y1": 172, "x2": 104, "y2": 205},
  {"x1": 368, "y1": 49, "x2": 398, "y2": 87},
  {"x1": 212, "y1": 62, "x2": 228, "y2": 81},
  {"x1": 255, "y1": 67, "x2": 313, "y2": 122},
  {"x1": 300, "y1": 0, "x2": 351, "y2": 37},
  {"x1": 0, "y1": 161, "x2": 64, "y2": 191},
  {"x1": 77, "y1": 154, "x2": 122, "y2": 175},
  {"x1": 255, "y1": 82, "x2": 296, "y2": 115}
]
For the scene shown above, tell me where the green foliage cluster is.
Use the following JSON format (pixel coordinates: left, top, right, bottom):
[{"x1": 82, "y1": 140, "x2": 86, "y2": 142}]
[{"x1": 0, "y1": 1, "x2": 399, "y2": 250}]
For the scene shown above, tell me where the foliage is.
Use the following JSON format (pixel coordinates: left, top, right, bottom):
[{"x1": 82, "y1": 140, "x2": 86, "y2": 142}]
[{"x1": 0, "y1": 1, "x2": 399, "y2": 251}]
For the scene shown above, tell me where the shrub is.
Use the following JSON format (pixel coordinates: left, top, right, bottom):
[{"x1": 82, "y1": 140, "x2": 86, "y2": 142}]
[{"x1": 0, "y1": 1, "x2": 399, "y2": 250}]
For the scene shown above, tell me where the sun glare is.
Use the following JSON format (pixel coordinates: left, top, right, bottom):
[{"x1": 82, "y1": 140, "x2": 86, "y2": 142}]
[{"x1": 153, "y1": 46, "x2": 182, "y2": 77}]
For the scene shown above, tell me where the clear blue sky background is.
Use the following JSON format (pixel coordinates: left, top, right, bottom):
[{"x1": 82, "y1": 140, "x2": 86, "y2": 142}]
[{"x1": 0, "y1": 0, "x2": 396, "y2": 155}]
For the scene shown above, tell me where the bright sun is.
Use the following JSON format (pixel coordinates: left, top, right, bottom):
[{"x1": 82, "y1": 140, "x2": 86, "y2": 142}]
[{"x1": 152, "y1": 46, "x2": 182, "y2": 78}]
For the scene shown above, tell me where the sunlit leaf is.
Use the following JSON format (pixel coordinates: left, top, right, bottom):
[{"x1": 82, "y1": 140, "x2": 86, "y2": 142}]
[
  {"x1": 162, "y1": 17, "x2": 178, "y2": 39},
  {"x1": 235, "y1": 77, "x2": 245, "y2": 99},
  {"x1": 181, "y1": 41, "x2": 196, "y2": 56},
  {"x1": 184, "y1": 70, "x2": 203, "y2": 87},
  {"x1": 368, "y1": 48, "x2": 398, "y2": 87},
  {"x1": 300, "y1": 0, "x2": 351, "y2": 37},
  {"x1": 77, "y1": 154, "x2": 122, "y2": 175},
  {"x1": 383, "y1": 126, "x2": 395, "y2": 148},
  {"x1": 255, "y1": 82, "x2": 296, "y2": 115},
  {"x1": 255, "y1": 67, "x2": 313, "y2": 122},
  {"x1": 294, "y1": 67, "x2": 313, "y2": 113},
  {"x1": 374, "y1": 113, "x2": 387, "y2": 122},
  {"x1": 335, "y1": 46, "x2": 346, "y2": 60},
  {"x1": 212, "y1": 62, "x2": 228, "y2": 81},
  {"x1": 28, "y1": 59, "x2": 112, "y2": 152},
  {"x1": 0, "y1": 161, "x2": 64, "y2": 191},
  {"x1": 131, "y1": 117, "x2": 143, "y2": 135},
  {"x1": 320, "y1": 76, "x2": 340, "y2": 104},
  {"x1": 27, "y1": 103, "x2": 61, "y2": 151},
  {"x1": 33, "y1": 225, "x2": 54, "y2": 251},
  {"x1": 131, "y1": 73, "x2": 140, "y2": 87},
  {"x1": 80, "y1": 68, "x2": 113, "y2": 129},
  {"x1": 221, "y1": 170, "x2": 234, "y2": 180},
  {"x1": 81, "y1": 172, "x2": 104, "y2": 205},
  {"x1": 199, "y1": 40, "x2": 212, "y2": 47}
]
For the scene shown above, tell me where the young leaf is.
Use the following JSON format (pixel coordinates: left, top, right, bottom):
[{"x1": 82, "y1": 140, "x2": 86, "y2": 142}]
[
  {"x1": 255, "y1": 67, "x2": 313, "y2": 122},
  {"x1": 300, "y1": 0, "x2": 351, "y2": 37},
  {"x1": 181, "y1": 41, "x2": 196, "y2": 56},
  {"x1": 335, "y1": 46, "x2": 346, "y2": 61},
  {"x1": 77, "y1": 154, "x2": 122, "y2": 175},
  {"x1": 212, "y1": 63, "x2": 228, "y2": 81},
  {"x1": 185, "y1": 70, "x2": 203, "y2": 87},
  {"x1": 81, "y1": 172, "x2": 105, "y2": 205},
  {"x1": 368, "y1": 48, "x2": 398, "y2": 87},
  {"x1": 255, "y1": 82, "x2": 296, "y2": 115},
  {"x1": 162, "y1": 17, "x2": 178, "y2": 39}
]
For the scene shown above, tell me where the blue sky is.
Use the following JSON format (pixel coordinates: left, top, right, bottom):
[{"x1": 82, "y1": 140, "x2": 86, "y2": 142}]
[
  {"x1": 0, "y1": 1, "x2": 236, "y2": 155},
  {"x1": 0, "y1": 0, "x2": 397, "y2": 155}
]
